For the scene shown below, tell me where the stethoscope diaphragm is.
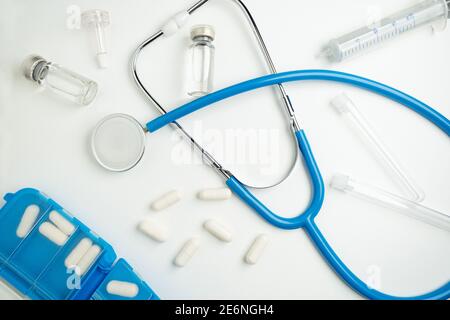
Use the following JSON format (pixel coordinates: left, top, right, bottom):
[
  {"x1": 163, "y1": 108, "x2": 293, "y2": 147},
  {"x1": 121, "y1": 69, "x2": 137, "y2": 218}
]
[{"x1": 91, "y1": 113, "x2": 146, "y2": 172}]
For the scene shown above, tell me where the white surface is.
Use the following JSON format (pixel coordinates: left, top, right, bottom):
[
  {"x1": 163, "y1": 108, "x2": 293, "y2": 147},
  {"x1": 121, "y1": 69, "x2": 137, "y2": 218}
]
[{"x1": 0, "y1": 0, "x2": 449, "y2": 299}]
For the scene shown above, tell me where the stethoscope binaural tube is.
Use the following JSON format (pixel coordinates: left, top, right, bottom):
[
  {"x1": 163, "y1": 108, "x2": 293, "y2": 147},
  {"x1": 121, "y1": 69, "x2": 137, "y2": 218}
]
[
  {"x1": 145, "y1": 69, "x2": 450, "y2": 300},
  {"x1": 131, "y1": 0, "x2": 303, "y2": 190}
]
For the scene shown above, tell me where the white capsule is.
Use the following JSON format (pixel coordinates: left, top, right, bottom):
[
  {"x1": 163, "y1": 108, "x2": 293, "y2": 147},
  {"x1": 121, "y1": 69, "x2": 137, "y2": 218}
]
[
  {"x1": 39, "y1": 222, "x2": 69, "y2": 246},
  {"x1": 138, "y1": 219, "x2": 168, "y2": 242},
  {"x1": 76, "y1": 245, "x2": 101, "y2": 276},
  {"x1": 150, "y1": 190, "x2": 181, "y2": 211},
  {"x1": 65, "y1": 238, "x2": 93, "y2": 268},
  {"x1": 16, "y1": 204, "x2": 40, "y2": 238},
  {"x1": 174, "y1": 237, "x2": 200, "y2": 267},
  {"x1": 197, "y1": 188, "x2": 231, "y2": 201},
  {"x1": 49, "y1": 210, "x2": 75, "y2": 236},
  {"x1": 203, "y1": 219, "x2": 232, "y2": 242},
  {"x1": 106, "y1": 280, "x2": 139, "y2": 298},
  {"x1": 244, "y1": 234, "x2": 269, "y2": 265}
]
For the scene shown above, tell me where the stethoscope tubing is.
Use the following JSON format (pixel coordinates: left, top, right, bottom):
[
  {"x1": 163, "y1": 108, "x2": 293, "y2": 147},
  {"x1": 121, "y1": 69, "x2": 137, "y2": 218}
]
[
  {"x1": 145, "y1": 69, "x2": 450, "y2": 300},
  {"x1": 146, "y1": 70, "x2": 450, "y2": 135},
  {"x1": 306, "y1": 220, "x2": 450, "y2": 300},
  {"x1": 225, "y1": 130, "x2": 325, "y2": 230}
]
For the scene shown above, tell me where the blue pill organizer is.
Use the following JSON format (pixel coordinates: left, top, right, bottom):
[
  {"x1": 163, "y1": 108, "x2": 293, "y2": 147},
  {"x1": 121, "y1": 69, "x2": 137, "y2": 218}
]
[{"x1": 0, "y1": 188, "x2": 159, "y2": 300}]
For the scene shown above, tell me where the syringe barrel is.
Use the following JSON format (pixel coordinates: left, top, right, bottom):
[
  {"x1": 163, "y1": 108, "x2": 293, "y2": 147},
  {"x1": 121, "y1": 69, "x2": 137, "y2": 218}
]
[{"x1": 324, "y1": 0, "x2": 449, "y2": 62}]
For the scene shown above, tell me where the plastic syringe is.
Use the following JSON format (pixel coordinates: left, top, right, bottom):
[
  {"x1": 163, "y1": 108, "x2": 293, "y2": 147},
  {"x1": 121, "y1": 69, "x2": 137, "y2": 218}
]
[{"x1": 320, "y1": 0, "x2": 450, "y2": 63}]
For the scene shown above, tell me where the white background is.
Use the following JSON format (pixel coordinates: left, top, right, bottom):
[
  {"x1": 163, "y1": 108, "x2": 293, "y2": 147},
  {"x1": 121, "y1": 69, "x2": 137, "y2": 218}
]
[{"x1": 0, "y1": 0, "x2": 449, "y2": 299}]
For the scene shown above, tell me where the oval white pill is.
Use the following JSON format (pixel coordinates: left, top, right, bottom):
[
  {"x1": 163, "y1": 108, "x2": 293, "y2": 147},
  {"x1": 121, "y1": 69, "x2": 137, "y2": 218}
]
[
  {"x1": 16, "y1": 204, "x2": 40, "y2": 238},
  {"x1": 245, "y1": 234, "x2": 268, "y2": 265},
  {"x1": 49, "y1": 210, "x2": 75, "y2": 236},
  {"x1": 174, "y1": 237, "x2": 200, "y2": 267},
  {"x1": 151, "y1": 190, "x2": 180, "y2": 211},
  {"x1": 65, "y1": 238, "x2": 93, "y2": 268},
  {"x1": 76, "y1": 245, "x2": 101, "y2": 276},
  {"x1": 138, "y1": 219, "x2": 168, "y2": 242},
  {"x1": 203, "y1": 219, "x2": 232, "y2": 242},
  {"x1": 197, "y1": 188, "x2": 231, "y2": 201},
  {"x1": 106, "y1": 280, "x2": 139, "y2": 298},
  {"x1": 39, "y1": 222, "x2": 68, "y2": 246}
]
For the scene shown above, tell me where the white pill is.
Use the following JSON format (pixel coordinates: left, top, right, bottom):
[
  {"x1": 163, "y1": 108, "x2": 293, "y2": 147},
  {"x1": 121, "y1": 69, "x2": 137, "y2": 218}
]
[
  {"x1": 106, "y1": 280, "x2": 139, "y2": 298},
  {"x1": 49, "y1": 210, "x2": 75, "y2": 236},
  {"x1": 138, "y1": 219, "x2": 168, "y2": 242},
  {"x1": 76, "y1": 245, "x2": 101, "y2": 276},
  {"x1": 151, "y1": 190, "x2": 180, "y2": 211},
  {"x1": 197, "y1": 188, "x2": 231, "y2": 201},
  {"x1": 245, "y1": 234, "x2": 269, "y2": 265},
  {"x1": 39, "y1": 222, "x2": 69, "y2": 246},
  {"x1": 65, "y1": 238, "x2": 93, "y2": 268},
  {"x1": 16, "y1": 204, "x2": 40, "y2": 238},
  {"x1": 203, "y1": 219, "x2": 232, "y2": 242},
  {"x1": 174, "y1": 237, "x2": 200, "y2": 267}
]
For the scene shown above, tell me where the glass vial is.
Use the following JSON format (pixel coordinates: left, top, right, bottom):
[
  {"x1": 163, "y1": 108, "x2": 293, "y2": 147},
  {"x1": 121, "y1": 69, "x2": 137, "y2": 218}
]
[
  {"x1": 22, "y1": 55, "x2": 98, "y2": 106},
  {"x1": 187, "y1": 25, "x2": 215, "y2": 97}
]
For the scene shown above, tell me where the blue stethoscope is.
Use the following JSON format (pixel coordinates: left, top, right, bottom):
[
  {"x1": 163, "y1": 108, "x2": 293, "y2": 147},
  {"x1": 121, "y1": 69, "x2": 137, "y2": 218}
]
[
  {"x1": 92, "y1": 0, "x2": 450, "y2": 299},
  {"x1": 143, "y1": 69, "x2": 450, "y2": 300}
]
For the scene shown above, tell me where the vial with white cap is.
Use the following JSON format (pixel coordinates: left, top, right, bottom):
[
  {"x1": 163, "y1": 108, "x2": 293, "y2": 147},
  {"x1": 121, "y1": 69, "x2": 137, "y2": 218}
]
[
  {"x1": 82, "y1": 9, "x2": 110, "y2": 69},
  {"x1": 187, "y1": 25, "x2": 215, "y2": 97},
  {"x1": 22, "y1": 55, "x2": 98, "y2": 106}
]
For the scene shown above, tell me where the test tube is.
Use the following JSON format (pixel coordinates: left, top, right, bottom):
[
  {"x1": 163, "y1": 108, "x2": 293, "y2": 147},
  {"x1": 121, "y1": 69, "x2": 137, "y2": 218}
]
[
  {"x1": 330, "y1": 93, "x2": 425, "y2": 202},
  {"x1": 330, "y1": 174, "x2": 450, "y2": 232}
]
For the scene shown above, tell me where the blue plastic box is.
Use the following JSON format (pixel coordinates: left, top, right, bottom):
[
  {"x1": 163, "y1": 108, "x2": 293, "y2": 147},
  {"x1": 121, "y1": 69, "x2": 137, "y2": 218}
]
[{"x1": 0, "y1": 188, "x2": 159, "y2": 300}]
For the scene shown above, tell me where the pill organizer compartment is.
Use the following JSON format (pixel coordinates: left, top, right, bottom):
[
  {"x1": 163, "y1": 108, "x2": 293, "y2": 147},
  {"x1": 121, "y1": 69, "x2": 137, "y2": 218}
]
[
  {"x1": 0, "y1": 189, "x2": 50, "y2": 261},
  {"x1": 35, "y1": 229, "x2": 105, "y2": 299},
  {"x1": 36, "y1": 222, "x2": 116, "y2": 300},
  {"x1": 91, "y1": 259, "x2": 159, "y2": 300},
  {"x1": 8, "y1": 213, "x2": 68, "y2": 284}
]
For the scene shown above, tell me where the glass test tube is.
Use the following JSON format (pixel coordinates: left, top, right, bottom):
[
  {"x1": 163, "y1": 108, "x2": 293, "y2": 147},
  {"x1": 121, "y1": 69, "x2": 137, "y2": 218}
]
[
  {"x1": 330, "y1": 93, "x2": 425, "y2": 202},
  {"x1": 331, "y1": 174, "x2": 450, "y2": 232}
]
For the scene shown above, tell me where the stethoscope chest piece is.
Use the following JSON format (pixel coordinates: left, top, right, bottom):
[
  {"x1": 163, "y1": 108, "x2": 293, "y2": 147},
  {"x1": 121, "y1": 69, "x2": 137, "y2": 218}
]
[{"x1": 91, "y1": 113, "x2": 146, "y2": 172}]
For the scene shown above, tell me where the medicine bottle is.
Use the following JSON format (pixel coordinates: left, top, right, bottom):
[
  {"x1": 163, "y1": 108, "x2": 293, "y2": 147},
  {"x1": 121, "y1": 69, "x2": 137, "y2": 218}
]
[
  {"x1": 22, "y1": 55, "x2": 98, "y2": 106},
  {"x1": 187, "y1": 25, "x2": 215, "y2": 97}
]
